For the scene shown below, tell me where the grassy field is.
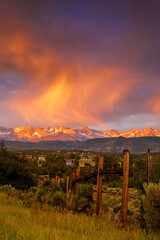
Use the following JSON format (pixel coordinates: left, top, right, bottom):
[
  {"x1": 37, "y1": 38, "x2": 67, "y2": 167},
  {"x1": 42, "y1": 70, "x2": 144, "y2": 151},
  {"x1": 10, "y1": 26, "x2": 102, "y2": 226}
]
[
  {"x1": 79, "y1": 158, "x2": 95, "y2": 167},
  {"x1": 0, "y1": 195, "x2": 159, "y2": 240}
]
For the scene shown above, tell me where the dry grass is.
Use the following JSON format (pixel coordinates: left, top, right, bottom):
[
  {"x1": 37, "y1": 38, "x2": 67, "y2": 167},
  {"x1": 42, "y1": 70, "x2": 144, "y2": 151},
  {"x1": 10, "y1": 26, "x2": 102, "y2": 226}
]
[{"x1": 0, "y1": 194, "x2": 159, "y2": 240}]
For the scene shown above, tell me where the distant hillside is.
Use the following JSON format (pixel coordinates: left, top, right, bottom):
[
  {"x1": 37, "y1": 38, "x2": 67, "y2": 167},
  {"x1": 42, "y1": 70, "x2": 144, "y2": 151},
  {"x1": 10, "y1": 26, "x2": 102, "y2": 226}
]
[
  {"x1": 2, "y1": 136, "x2": 160, "y2": 153},
  {"x1": 76, "y1": 137, "x2": 160, "y2": 153}
]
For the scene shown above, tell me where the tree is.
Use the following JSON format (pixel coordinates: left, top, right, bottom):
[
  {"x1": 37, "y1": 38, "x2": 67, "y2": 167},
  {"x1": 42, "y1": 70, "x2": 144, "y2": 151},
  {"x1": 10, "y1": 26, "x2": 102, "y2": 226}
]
[
  {"x1": 0, "y1": 142, "x2": 36, "y2": 190},
  {"x1": 74, "y1": 154, "x2": 80, "y2": 167},
  {"x1": 129, "y1": 157, "x2": 147, "y2": 189},
  {"x1": 150, "y1": 160, "x2": 160, "y2": 184}
]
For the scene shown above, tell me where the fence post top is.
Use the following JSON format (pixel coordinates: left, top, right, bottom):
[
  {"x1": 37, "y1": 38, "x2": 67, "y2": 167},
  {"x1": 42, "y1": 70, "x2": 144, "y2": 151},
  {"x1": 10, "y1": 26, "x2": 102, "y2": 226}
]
[{"x1": 123, "y1": 150, "x2": 129, "y2": 153}]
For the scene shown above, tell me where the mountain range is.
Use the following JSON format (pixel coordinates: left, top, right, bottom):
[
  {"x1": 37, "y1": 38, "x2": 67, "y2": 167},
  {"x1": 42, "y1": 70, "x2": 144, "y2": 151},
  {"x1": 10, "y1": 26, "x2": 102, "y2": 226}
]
[{"x1": 0, "y1": 126, "x2": 160, "y2": 142}]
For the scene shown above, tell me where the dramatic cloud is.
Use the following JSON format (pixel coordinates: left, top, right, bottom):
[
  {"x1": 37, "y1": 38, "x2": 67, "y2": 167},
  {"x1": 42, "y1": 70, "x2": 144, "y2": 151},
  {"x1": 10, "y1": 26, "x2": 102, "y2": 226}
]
[
  {"x1": 0, "y1": 0, "x2": 160, "y2": 130},
  {"x1": 10, "y1": 65, "x2": 135, "y2": 126}
]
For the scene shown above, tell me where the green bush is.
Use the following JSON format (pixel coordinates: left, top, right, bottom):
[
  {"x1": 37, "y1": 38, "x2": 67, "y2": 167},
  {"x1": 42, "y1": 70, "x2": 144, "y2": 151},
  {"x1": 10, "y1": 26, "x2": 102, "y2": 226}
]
[
  {"x1": 36, "y1": 188, "x2": 46, "y2": 204},
  {"x1": 36, "y1": 184, "x2": 67, "y2": 209},
  {"x1": 0, "y1": 185, "x2": 36, "y2": 207},
  {"x1": 77, "y1": 184, "x2": 93, "y2": 201},
  {"x1": 141, "y1": 182, "x2": 160, "y2": 231},
  {"x1": 52, "y1": 191, "x2": 66, "y2": 208},
  {"x1": 69, "y1": 184, "x2": 94, "y2": 215}
]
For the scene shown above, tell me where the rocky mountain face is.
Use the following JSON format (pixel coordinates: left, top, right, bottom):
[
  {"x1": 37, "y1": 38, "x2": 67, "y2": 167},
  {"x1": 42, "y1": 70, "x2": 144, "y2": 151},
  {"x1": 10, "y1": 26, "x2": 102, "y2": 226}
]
[{"x1": 0, "y1": 126, "x2": 160, "y2": 142}]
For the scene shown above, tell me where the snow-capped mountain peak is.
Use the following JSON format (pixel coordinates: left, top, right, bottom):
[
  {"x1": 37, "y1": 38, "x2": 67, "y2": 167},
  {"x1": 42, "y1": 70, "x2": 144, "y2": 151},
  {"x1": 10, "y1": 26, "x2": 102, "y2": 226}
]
[{"x1": 0, "y1": 126, "x2": 159, "y2": 142}]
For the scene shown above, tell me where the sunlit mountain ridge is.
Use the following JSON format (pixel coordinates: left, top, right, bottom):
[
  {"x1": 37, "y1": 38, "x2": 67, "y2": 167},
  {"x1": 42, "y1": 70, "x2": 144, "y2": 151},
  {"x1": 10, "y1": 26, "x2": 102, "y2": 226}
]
[{"x1": 0, "y1": 126, "x2": 160, "y2": 142}]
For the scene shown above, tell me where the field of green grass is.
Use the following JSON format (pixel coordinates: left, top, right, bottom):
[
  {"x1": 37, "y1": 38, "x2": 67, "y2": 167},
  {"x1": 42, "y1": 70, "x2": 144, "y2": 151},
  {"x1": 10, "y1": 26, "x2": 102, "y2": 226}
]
[
  {"x1": 0, "y1": 194, "x2": 159, "y2": 240},
  {"x1": 79, "y1": 158, "x2": 95, "y2": 167}
]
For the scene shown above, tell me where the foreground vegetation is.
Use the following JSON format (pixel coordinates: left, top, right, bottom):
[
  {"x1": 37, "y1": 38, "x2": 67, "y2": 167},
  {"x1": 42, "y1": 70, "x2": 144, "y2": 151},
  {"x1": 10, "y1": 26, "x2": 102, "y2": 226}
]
[
  {"x1": 0, "y1": 142, "x2": 160, "y2": 239},
  {"x1": 0, "y1": 194, "x2": 159, "y2": 240}
]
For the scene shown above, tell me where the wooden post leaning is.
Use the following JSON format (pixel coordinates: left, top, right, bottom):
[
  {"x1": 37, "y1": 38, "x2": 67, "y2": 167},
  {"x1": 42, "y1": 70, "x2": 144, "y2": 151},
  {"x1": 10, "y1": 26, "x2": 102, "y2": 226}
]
[
  {"x1": 71, "y1": 171, "x2": 76, "y2": 194},
  {"x1": 58, "y1": 177, "x2": 60, "y2": 186},
  {"x1": 70, "y1": 173, "x2": 73, "y2": 193},
  {"x1": 56, "y1": 175, "x2": 58, "y2": 184},
  {"x1": 66, "y1": 176, "x2": 69, "y2": 195},
  {"x1": 51, "y1": 178, "x2": 55, "y2": 184},
  {"x1": 84, "y1": 164, "x2": 90, "y2": 184},
  {"x1": 121, "y1": 150, "x2": 129, "y2": 228},
  {"x1": 75, "y1": 167, "x2": 80, "y2": 194},
  {"x1": 96, "y1": 155, "x2": 104, "y2": 216}
]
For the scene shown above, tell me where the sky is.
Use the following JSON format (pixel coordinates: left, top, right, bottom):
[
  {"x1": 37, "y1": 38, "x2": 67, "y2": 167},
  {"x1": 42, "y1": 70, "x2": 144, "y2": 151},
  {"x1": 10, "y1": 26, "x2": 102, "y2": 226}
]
[{"x1": 0, "y1": 0, "x2": 160, "y2": 131}]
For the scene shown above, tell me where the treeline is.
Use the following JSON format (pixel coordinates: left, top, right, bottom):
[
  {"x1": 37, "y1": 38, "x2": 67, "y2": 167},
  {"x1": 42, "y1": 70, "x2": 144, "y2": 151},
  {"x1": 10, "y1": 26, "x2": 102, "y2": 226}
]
[
  {"x1": 0, "y1": 142, "x2": 160, "y2": 190},
  {"x1": 0, "y1": 143, "x2": 81, "y2": 189}
]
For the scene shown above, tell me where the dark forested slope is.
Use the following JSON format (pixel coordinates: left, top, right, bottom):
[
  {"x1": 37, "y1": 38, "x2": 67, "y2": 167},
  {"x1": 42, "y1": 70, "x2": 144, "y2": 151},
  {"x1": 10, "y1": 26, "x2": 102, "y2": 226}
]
[{"x1": 3, "y1": 136, "x2": 160, "y2": 153}]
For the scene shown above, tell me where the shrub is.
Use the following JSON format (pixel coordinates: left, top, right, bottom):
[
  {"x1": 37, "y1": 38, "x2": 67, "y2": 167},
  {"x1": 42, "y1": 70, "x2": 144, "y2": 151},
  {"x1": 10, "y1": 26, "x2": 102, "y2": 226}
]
[
  {"x1": 141, "y1": 182, "x2": 160, "y2": 231},
  {"x1": 36, "y1": 185, "x2": 67, "y2": 209},
  {"x1": 36, "y1": 188, "x2": 46, "y2": 204},
  {"x1": 52, "y1": 191, "x2": 66, "y2": 208},
  {"x1": 69, "y1": 184, "x2": 94, "y2": 215},
  {"x1": 77, "y1": 184, "x2": 93, "y2": 201},
  {"x1": 42, "y1": 179, "x2": 51, "y2": 187}
]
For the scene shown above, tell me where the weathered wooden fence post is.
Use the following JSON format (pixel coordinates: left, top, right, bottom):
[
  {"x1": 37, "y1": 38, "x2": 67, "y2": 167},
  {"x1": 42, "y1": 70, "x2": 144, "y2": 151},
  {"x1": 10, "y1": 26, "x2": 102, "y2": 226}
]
[
  {"x1": 121, "y1": 150, "x2": 129, "y2": 228},
  {"x1": 70, "y1": 173, "x2": 72, "y2": 193},
  {"x1": 84, "y1": 163, "x2": 90, "y2": 184},
  {"x1": 66, "y1": 176, "x2": 69, "y2": 195},
  {"x1": 56, "y1": 175, "x2": 58, "y2": 184},
  {"x1": 75, "y1": 167, "x2": 80, "y2": 194},
  {"x1": 96, "y1": 155, "x2": 104, "y2": 216},
  {"x1": 71, "y1": 171, "x2": 76, "y2": 194},
  {"x1": 58, "y1": 177, "x2": 60, "y2": 186},
  {"x1": 51, "y1": 178, "x2": 54, "y2": 184}
]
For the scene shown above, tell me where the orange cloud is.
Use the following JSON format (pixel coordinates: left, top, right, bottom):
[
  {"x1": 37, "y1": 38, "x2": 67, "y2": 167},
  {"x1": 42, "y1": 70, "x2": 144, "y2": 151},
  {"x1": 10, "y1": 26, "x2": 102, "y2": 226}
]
[
  {"x1": 9, "y1": 61, "x2": 136, "y2": 126},
  {"x1": 1, "y1": 2, "x2": 160, "y2": 130},
  {"x1": 148, "y1": 96, "x2": 160, "y2": 114},
  {"x1": 8, "y1": 32, "x2": 31, "y2": 55},
  {"x1": 0, "y1": 25, "x2": 137, "y2": 127}
]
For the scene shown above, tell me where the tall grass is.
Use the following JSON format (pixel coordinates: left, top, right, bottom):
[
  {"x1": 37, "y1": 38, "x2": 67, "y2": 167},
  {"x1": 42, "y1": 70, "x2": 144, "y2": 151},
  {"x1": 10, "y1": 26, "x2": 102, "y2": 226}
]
[{"x1": 0, "y1": 194, "x2": 159, "y2": 240}]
